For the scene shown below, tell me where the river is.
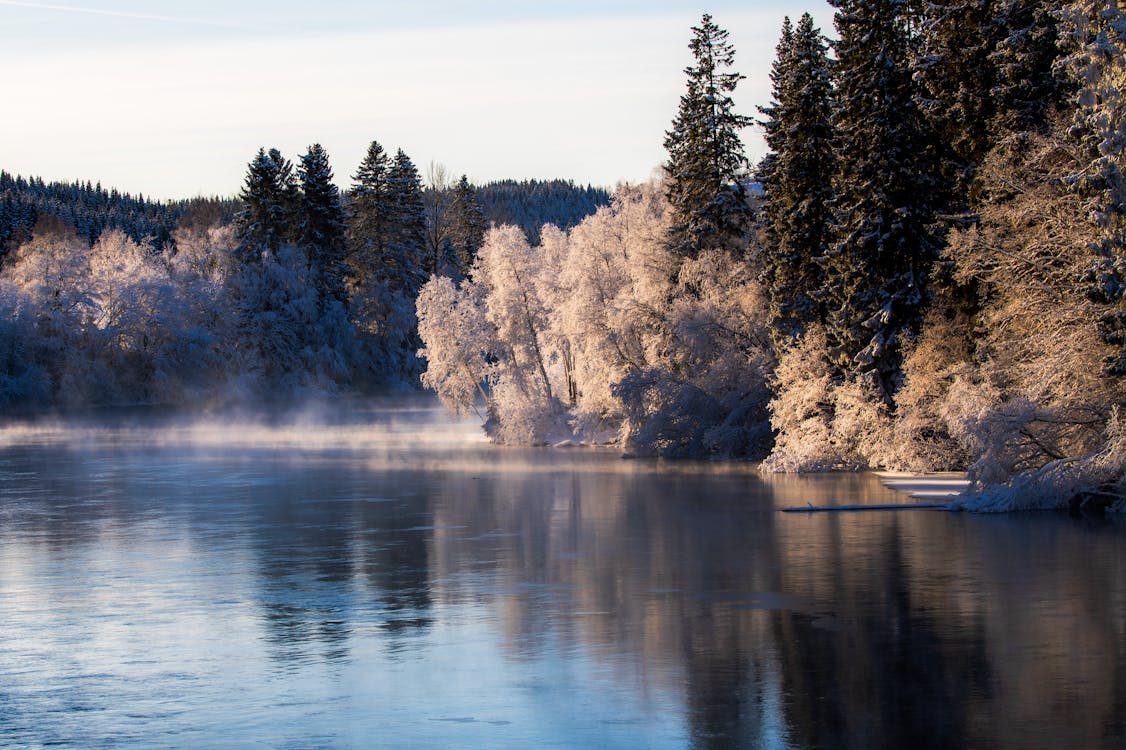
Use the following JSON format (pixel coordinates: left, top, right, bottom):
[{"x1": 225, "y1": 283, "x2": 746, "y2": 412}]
[{"x1": 0, "y1": 399, "x2": 1123, "y2": 748}]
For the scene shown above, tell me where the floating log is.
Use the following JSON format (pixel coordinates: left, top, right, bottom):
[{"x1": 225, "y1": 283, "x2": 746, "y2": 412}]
[{"x1": 780, "y1": 502, "x2": 960, "y2": 513}]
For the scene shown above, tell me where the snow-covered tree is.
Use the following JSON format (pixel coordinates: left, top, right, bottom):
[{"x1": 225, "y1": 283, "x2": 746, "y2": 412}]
[
  {"x1": 664, "y1": 13, "x2": 753, "y2": 261},
  {"x1": 418, "y1": 179, "x2": 775, "y2": 456},
  {"x1": 417, "y1": 275, "x2": 493, "y2": 418},
  {"x1": 1060, "y1": 0, "x2": 1126, "y2": 377}
]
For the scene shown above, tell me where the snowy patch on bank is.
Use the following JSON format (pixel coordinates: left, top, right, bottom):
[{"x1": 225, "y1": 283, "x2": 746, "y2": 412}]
[{"x1": 876, "y1": 472, "x2": 970, "y2": 501}]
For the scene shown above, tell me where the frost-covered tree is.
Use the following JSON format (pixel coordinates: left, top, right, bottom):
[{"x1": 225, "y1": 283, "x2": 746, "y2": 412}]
[
  {"x1": 418, "y1": 180, "x2": 775, "y2": 456},
  {"x1": 757, "y1": 13, "x2": 836, "y2": 347},
  {"x1": 2, "y1": 220, "x2": 90, "y2": 403},
  {"x1": 941, "y1": 125, "x2": 1124, "y2": 508},
  {"x1": 821, "y1": 0, "x2": 946, "y2": 396},
  {"x1": 297, "y1": 143, "x2": 347, "y2": 307},
  {"x1": 417, "y1": 275, "x2": 494, "y2": 418},
  {"x1": 1060, "y1": 0, "x2": 1126, "y2": 377},
  {"x1": 0, "y1": 280, "x2": 50, "y2": 406},
  {"x1": 664, "y1": 14, "x2": 753, "y2": 261}
]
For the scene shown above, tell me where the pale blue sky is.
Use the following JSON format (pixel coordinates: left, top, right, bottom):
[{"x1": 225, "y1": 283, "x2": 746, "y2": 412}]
[{"x1": 0, "y1": 1, "x2": 832, "y2": 199}]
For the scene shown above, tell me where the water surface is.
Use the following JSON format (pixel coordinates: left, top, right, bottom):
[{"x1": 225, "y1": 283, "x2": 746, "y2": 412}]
[{"x1": 1, "y1": 400, "x2": 1123, "y2": 748}]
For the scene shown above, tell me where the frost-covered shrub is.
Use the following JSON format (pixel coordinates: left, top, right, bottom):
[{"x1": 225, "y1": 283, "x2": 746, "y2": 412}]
[
  {"x1": 0, "y1": 281, "x2": 51, "y2": 407},
  {"x1": 762, "y1": 327, "x2": 895, "y2": 472},
  {"x1": 961, "y1": 408, "x2": 1126, "y2": 513},
  {"x1": 881, "y1": 304, "x2": 976, "y2": 471}
]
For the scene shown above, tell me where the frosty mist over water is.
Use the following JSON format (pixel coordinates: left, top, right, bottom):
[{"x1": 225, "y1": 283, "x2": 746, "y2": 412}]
[{"x1": 1, "y1": 399, "x2": 1124, "y2": 749}]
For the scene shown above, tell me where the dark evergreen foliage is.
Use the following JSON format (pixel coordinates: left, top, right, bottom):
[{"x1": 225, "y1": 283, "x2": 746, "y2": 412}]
[
  {"x1": 386, "y1": 150, "x2": 429, "y2": 295},
  {"x1": 757, "y1": 13, "x2": 836, "y2": 347},
  {"x1": 448, "y1": 175, "x2": 487, "y2": 274},
  {"x1": 663, "y1": 13, "x2": 754, "y2": 260},
  {"x1": 235, "y1": 148, "x2": 300, "y2": 261},
  {"x1": 297, "y1": 143, "x2": 347, "y2": 306},
  {"x1": 914, "y1": 0, "x2": 1005, "y2": 203},
  {"x1": 474, "y1": 179, "x2": 610, "y2": 244},
  {"x1": 822, "y1": 0, "x2": 947, "y2": 395},
  {"x1": 0, "y1": 170, "x2": 183, "y2": 259},
  {"x1": 346, "y1": 140, "x2": 394, "y2": 272},
  {"x1": 990, "y1": 0, "x2": 1071, "y2": 136}
]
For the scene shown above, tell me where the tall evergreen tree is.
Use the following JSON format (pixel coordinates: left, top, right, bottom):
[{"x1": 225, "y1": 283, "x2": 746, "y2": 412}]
[
  {"x1": 991, "y1": 0, "x2": 1071, "y2": 136},
  {"x1": 346, "y1": 140, "x2": 392, "y2": 274},
  {"x1": 297, "y1": 143, "x2": 347, "y2": 306},
  {"x1": 381, "y1": 149, "x2": 428, "y2": 295},
  {"x1": 757, "y1": 13, "x2": 836, "y2": 347},
  {"x1": 235, "y1": 147, "x2": 299, "y2": 261},
  {"x1": 914, "y1": 0, "x2": 1005, "y2": 204},
  {"x1": 822, "y1": 0, "x2": 946, "y2": 396},
  {"x1": 663, "y1": 14, "x2": 753, "y2": 261},
  {"x1": 449, "y1": 174, "x2": 487, "y2": 274}
]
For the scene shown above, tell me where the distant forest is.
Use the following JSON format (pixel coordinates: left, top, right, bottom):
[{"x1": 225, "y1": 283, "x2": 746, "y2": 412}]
[{"x1": 0, "y1": 171, "x2": 609, "y2": 260}]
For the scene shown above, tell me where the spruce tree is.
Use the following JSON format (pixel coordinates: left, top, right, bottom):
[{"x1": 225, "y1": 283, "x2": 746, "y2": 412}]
[
  {"x1": 757, "y1": 13, "x2": 835, "y2": 347},
  {"x1": 386, "y1": 149, "x2": 428, "y2": 294},
  {"x1": 991, "y1": 0, "x2": 1071, "y2": 136},
  {"x1": 663, "y1": 14, "x2": 753, "y2": 260},
  {"x1": 822, "y1": 0, "x2": 946, "y2": 396},
  {"x1": 914, "y1": 0, "x2": 1005, "y2": 203},
  {"x1": 297, "y1": 143, "x2": 347, "y2": 307},
  {"x1": 235, "y1": 147, "x2": 299, "y2": 261},
  {"x1": 349, "y1": 141, "x2": 392, "y2": 225},
  {"x1": 346, "y1": 141, "x2": 394, "y2": 296},
  {"x1": 449, "y1": 174, "x2": 487, "y2": 274}
]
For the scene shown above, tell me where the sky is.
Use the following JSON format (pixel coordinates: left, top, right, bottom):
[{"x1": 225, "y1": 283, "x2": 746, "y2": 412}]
[{"x1": 0, "y1": 1, "x2": 833, "y2": 200}]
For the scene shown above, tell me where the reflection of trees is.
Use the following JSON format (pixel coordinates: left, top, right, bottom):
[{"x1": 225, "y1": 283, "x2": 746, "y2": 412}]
[
  {"x1": 426, "y1": 459, "x2": 1126, "y2": 749},
  {"x1": 247, "y1": 458, "x2": 437, "y2": 664},
  {"x1": 4, "y1": 435, "x2": 1125, "y2": 748},
  {"x1": 771, "y1": 517, "x2": 990, "y2": 749}
]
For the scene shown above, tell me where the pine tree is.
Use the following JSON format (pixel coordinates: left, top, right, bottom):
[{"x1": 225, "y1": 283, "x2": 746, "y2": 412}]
[
  {"x1": 346, "y1": 139, "x2": 392, "y2": 277},
  {"x1": 385, "y1": 149, "x2": 428, "y2": 294},
  {"x1": 914, "y1": 0, "x2": 1005, "y2": 203},
  {"x1": 991, "y1": 0, "x2": 1071, "y2": 136},
  {"x1": 449, "y1": 174, "x2": 487, "y2": 274},
  {"x1": 822, "y1": 0, "x2": 946, "y2": 396},
  {"x1": 235, "y1": 147, "x2": 299, "y2": 261},
  {"x1": 663, "y1": 14, "x2": 753, "y2": 261},
  {"x1": 297, "y1": 143, "x2": 347, "y2": 306},
  {"x1": 757, "y1": 13, "x2": 836, "y2": 347}
]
